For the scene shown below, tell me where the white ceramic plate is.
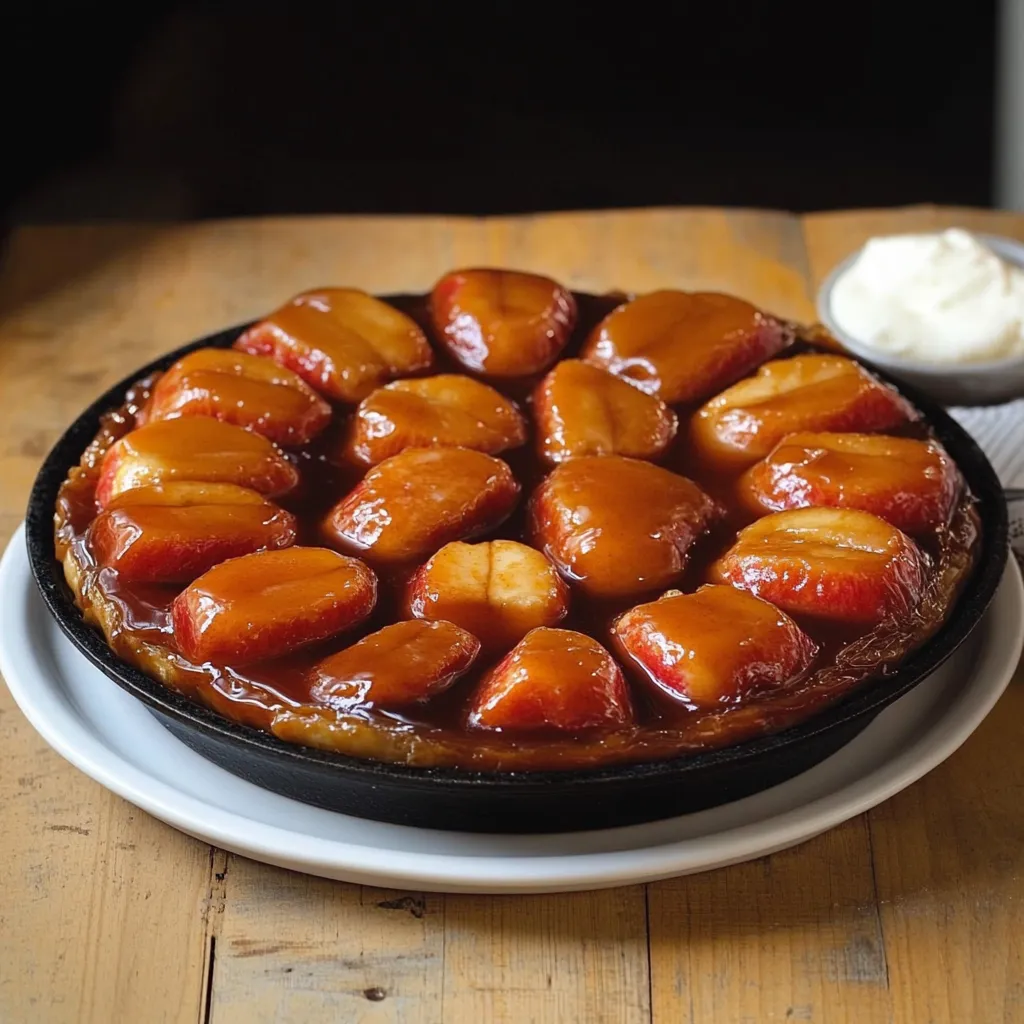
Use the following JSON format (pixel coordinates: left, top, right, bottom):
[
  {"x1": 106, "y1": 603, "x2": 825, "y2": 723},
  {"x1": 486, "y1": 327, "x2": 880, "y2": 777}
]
[{"x1": 2, "y1": 524, "x2": 1021, "y2": 894}]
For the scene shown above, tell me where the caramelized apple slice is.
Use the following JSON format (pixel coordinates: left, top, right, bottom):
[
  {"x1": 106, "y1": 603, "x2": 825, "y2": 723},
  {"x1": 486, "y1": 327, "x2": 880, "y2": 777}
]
[
  {"x1": 144, "y1": 348, "x2": 331, "y2": 446},
  {"x1": 528, "y1": 455, "x2": 718, "y2": 599},
  {"x1": 96, "y1": 418, "x2": 299, "y2": 508},
  {"x1": 429, "y1": 268, "x2": 576, "y2": 377},
  {"x1": 467, "y1": 627, "x2": 634, "y2": 732},
  {"x1": 406, "y1": 540, "x2": 569, "y2": 652},
  {"x1": 323, "y1": 447, "x2": 520, "y2": 566},
  {"x1": 691, "y1": 355, "x2": 914, "y2": 467},
  {"x1": 346, "y1": 374, "x2": 527, "y2": 466},
  {"x1": 533, "y1": 359, "x2": 677, "y2": 464},
  {"x1": 741, "y1": 432, "x2": 961, "y2": 535},
  {"x1": 581, "y1": 290, "x2": 788, "y2": 403},
  {"x1": 89, "y1": 482, "x2": 296, "y2": 583},
  {"x1": 710, "y1": 507, "x2": 927, "y2": 625},
  {"x1": 310, "y1": 619, "x2": 480, "y2": 710},
  {"x1": 613, "y1": 585, "x2": 818, "y2": 708},
  {"x1": 172, "y1": 547, "x2": 376, "y2": 664},
  {"x1": 235, "y1": 287, "x2": 433, "y2": 402}
]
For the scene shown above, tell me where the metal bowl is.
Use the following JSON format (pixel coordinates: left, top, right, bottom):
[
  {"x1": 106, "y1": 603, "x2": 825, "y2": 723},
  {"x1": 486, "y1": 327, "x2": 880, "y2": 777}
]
[{"x1": 24, "y1": 299, "x2": 1010, "y2": 833}]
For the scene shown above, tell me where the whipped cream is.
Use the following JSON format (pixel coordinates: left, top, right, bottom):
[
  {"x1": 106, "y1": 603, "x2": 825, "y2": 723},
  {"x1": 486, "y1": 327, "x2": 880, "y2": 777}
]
[{"x1": 829, "y1": 229, "x2": 1024, "y2": 364}]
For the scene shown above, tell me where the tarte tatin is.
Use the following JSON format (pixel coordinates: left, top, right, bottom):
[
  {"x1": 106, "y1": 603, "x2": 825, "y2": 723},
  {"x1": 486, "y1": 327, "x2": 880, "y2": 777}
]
[{"x1": 54, "y1": 271, "x2": 980, "y2": 771}]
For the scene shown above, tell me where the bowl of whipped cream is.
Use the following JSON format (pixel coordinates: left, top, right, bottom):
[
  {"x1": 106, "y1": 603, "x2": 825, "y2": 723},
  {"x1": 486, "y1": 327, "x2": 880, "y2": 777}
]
[{"x1": 817, "y1": 229, "x2": 1024, "y2": 404}]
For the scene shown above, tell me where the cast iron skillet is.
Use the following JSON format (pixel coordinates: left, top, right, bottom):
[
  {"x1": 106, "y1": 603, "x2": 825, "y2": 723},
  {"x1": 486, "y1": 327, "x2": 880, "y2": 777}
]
[{"x1": 24, "y1": 299, "x2": 1010, "y2": 833}]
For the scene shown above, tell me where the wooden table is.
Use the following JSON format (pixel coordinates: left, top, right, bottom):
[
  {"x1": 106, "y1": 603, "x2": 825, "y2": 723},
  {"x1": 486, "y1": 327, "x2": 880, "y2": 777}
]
[{"x1": 2, "y1": 206, "x2": 1023, "y2": 1024}]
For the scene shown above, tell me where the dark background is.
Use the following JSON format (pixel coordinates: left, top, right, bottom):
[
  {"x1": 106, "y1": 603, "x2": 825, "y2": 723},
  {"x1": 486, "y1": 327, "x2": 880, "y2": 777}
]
[{"x1": 4, "y1": 2, "x2": 998, "y2": 224}]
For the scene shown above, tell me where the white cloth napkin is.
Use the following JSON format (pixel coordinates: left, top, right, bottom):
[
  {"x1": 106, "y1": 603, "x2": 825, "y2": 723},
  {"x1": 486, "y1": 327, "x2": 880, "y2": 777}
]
[{"x1": 948, "y1": 399, "x2": 1024, "y2": 563}]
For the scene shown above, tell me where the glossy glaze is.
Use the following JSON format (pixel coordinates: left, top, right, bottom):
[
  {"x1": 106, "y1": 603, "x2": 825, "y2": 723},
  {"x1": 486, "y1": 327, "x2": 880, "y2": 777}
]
[
  {"x1": 467, "y1": 627, "x2": 634, "y2": 732},
  {"x1": 144, "y1": 348, "x2": 331, "y2": 446},
  {"x1": 711, "y1": 507, "x2": 928, "y2": 625},
  {"x1": 582, "y1": 290, "x2": 789, "y2": 403},
  {"x1": 430, "y1": 269, "x2": 577, "y2": 377},
  {"x1": 406, "y1": 539, "x2": 570, "y2": 652},
  {"x1": 344, "y1": 374, "x2": 527, "y2": 466},
  {"x1": 96, "y1": 417, "x2": 299, "y2": 507},
  {"x1": 613, "y1": 585, "x2": 819, "y2": 708},
  {"x1": 172, "y1": 547, "x2": 377, "y2": 664},
  {"x1": 529, "y1": 455, "x2": 720, "y2": 599},
  {"x1": 533, "y1": 359, "x2": 677, "y2": 464},
  {"x1": 311, "y1": 619, "x2": 481, "y2": 710},
  {"x1": 236, "y1": 287, "x2": 433, "y2": 401},
  {"x1": 54, "y1": 286, "x2": 981, "y2": 771},
  {"x1": 90, "y1": 482, "x2": 297, "y2": 583},
  {"x1": 741, "y1": 432, "x2": 961, "y2": 535},
  {"x1": 691, "y1": 354, "x2": 916, "y2": 467},
  {"x1": 323, "y1": 447, "x2": 521, "y2": 566}
]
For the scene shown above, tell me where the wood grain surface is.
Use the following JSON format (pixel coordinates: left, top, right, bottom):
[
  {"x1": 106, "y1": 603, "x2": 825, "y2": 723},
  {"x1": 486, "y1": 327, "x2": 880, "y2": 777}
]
[{"x1": 1, "y1": 207, "x2": 1021, "y2": 1024}]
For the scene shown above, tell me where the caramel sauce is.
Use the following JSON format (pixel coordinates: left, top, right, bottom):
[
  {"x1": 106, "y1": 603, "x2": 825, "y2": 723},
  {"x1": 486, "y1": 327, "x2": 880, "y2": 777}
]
[{"x1": 54, "y1": 292, "x2": 981, "y2": 771}]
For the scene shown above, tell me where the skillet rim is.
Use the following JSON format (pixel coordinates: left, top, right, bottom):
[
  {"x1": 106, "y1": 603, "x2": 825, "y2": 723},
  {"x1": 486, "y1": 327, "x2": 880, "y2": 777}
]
[{"x1": 24, "y1": 298, "x2": 1010, "y2": 793}]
